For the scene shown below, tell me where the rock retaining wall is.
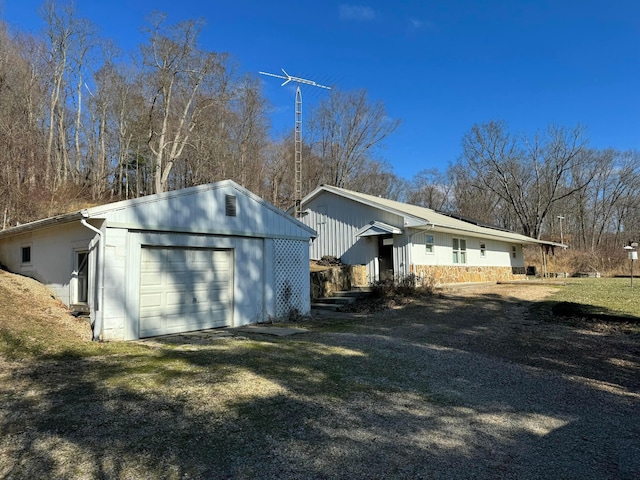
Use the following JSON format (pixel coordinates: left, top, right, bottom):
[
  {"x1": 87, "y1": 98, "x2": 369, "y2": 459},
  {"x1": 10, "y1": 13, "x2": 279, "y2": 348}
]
[
  {"x1": 411, "y1": 265, "x2": 526, "y2": 285},
  {"x1": 310, "y1": 265, "x2": 367, "y2": 301}
]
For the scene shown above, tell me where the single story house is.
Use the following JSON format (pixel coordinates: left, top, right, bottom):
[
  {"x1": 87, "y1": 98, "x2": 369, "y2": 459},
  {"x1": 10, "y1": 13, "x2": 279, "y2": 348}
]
[
  {"x1": 0, "y1": 180, "x2": 316, "y2": 341},
  {"x1": 298, "y1": 185, "x2": 560, "y2": 285}
]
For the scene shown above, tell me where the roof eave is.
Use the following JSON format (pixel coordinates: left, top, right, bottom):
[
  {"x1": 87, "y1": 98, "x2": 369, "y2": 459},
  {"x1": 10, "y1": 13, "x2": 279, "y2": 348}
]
[
  {"x1": 410, "y1": 223, "x2": 556, "y2": 245},
  {"x1": 0, "y1": 211, "x2": 85, "y2": 239}
]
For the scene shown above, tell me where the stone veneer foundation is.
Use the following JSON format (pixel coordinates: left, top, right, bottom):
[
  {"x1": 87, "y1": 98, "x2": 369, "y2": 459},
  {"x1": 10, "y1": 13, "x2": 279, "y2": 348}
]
[{"x1": 411, "y1": 265, "x2": 526, "y2": 285}]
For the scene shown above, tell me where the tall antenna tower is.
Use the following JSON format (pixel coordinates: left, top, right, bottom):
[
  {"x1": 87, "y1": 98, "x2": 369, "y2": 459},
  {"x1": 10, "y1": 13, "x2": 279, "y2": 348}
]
[{"x1": 259, "y1": 68, "x2": 330, "y2": 216}]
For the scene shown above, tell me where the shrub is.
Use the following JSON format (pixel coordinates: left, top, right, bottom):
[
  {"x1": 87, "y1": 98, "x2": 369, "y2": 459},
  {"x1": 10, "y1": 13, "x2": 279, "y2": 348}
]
[
  {"x1": 369, "y1": 273, "x2": 435, "y2": 299},
  {"x1": 317, "y1": 255, "x2": 342, "y2": 267}
]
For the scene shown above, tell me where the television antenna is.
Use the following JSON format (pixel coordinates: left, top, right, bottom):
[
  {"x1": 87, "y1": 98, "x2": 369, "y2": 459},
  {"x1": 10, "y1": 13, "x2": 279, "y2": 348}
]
[{"x1": 259, "y1": 68, "x2": 331, "y2": 216}]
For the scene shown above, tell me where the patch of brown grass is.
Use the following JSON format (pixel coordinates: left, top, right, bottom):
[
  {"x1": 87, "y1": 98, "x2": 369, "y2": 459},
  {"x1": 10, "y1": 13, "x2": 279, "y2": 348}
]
[{"x1": 0, "y1": 270, "x2": 92, "y2": 357}]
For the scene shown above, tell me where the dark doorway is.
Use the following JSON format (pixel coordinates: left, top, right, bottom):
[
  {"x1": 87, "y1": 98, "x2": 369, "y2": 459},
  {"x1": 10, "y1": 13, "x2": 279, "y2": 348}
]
[{"x1": 378, "y1": 236, "x2": 394, "y2": 281}]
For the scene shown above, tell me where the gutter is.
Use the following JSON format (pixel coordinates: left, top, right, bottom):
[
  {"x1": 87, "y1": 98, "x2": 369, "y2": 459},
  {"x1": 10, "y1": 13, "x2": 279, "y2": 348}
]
[{"x1": 80, "y1": 216, "x2": 104, "y2": 342}]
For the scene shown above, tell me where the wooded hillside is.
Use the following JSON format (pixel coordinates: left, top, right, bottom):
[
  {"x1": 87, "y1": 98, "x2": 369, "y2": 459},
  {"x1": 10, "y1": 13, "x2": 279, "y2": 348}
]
[{"x1": 1, "y1": 2, "x2": 638, "y2": 273}]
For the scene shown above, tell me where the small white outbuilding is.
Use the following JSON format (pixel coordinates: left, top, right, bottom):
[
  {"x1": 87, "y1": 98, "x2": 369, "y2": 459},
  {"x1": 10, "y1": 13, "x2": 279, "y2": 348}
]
[{"x1": 0, "y1": 180, "x2": 316, "y2": 341}]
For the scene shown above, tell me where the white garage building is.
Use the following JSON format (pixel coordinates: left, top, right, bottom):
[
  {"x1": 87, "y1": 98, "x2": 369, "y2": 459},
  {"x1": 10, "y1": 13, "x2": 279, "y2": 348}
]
[{"x1": 0, "y1": 180, "x2": 316, "y2": 341}]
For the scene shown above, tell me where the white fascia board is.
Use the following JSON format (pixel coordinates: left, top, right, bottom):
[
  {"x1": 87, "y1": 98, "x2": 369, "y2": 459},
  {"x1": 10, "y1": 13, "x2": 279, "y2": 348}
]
[{"x1": 356, "y1": 221, "x2": 403, "y2": 237}]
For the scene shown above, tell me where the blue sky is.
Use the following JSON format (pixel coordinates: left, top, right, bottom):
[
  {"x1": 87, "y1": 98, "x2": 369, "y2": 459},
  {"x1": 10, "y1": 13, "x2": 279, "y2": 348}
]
[{"x1": 2, "y1": 0, "x2": 639, "y2": 180}]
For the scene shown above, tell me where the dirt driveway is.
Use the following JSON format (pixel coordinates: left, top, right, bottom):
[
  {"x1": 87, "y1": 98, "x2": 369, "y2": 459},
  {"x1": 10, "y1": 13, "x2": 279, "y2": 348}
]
[{"x1": 1, "y1": 282, "x2": 639, "y2": 479}]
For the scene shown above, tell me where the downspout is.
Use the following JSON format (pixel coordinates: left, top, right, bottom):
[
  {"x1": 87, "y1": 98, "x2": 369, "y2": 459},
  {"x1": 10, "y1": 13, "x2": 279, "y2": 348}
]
[{"x1": 80, "y1": 216, "x2": 104, "y2": 341}]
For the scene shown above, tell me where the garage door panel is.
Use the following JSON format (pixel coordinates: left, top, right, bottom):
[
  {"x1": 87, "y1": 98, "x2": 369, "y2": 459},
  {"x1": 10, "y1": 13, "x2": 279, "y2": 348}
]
[
  {"x1": 139, "y1": 247, "x2": 232, "y2": 338},
  {"x1": 140, "y1": 273, "x2": 163, "y2": 286},
  {"x1": 212, "y1": 269, "x2": 230, "y2": 279},
  {"x1": 206, "y1": 289, "x2": 230, "y2": 303},
  {"x1": 140, "y1": 292, "x2": 163, "y2": 309},
  {"x1": 139, "y1": 314, "x2": 164, "y2": 336},
  {"x1": 165, "y1": 291, "x2": 192, "y2": 307},
  {"x1": 166, "y1": 248, "x2": 187, "y2": 262}
]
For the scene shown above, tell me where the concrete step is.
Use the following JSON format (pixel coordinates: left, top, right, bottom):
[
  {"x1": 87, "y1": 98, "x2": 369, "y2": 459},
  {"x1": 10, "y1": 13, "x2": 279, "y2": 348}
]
[
  {"x1": 311, "y1": 289, "x2": 372, "y2": 311},
  {"x1": 310, "y1": 302, "x2": 343, "y2": 311},
  {"x1": 316, "y1": 296, "x2": 357, "y2": 305},
  {"x1": 331, "y1": 290, "x2": 371, "y2": 299}
]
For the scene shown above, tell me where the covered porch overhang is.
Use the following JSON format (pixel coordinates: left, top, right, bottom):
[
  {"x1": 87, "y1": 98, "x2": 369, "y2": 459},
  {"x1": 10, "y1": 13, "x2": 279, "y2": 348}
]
[{"x1": 355, "y1": 221, "x2": 403, "y2": 238}]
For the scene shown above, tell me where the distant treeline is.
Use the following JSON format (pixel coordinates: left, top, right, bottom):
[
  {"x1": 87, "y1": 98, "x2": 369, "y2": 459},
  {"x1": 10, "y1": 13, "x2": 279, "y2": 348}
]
[{"x1": 1, "y1": 2, "x2": 638, "y2": 254}]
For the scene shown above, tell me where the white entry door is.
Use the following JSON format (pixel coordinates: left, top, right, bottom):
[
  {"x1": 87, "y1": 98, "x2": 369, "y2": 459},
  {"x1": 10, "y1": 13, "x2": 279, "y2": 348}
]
[{"x1": 139, "y1": 247, "x2": 232, "y2": 338}]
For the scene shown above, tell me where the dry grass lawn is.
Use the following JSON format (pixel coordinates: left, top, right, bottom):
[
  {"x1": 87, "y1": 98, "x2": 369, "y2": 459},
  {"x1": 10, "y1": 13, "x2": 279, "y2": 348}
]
[{"x1": 1, "y1": 270, "x2": 639, "y2": 479}]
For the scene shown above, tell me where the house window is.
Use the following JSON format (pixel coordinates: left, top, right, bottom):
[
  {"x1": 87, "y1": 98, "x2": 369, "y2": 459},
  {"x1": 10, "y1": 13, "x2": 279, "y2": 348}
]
[
  {"x1": 512, "y1": 245, "x2": 517, "y2": 258},
  {"x1": 225, "y1": 194, "x2": 237, "y2": 217},
  {"x1": 425, "y1": 234, "x2": 434, "y2": 254},
  {"x1": 21, "y1": 245, "x2": 31, "y2": 265},
  {"x1": 453, "y1": 238, "x2": 467, "y2": 264},
  {"x1": 480, "y1": 242, "x2": 486, "y2": 258}
]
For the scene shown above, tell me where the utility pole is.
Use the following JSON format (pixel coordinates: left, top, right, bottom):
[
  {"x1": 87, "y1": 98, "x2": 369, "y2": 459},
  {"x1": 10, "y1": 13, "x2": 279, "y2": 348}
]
[
  {"x1": 557, "y1": 215, "x2": 565, "y2": 245},
  {"x1": 259, "y1": 69, "x2": 330, "y2": 216}
]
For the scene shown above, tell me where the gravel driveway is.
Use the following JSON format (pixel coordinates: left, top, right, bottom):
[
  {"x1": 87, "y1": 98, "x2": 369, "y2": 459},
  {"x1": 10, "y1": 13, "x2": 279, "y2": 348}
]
[
  {"x1": 287, "y1": 284, "x2": 639, "y2": 480},
  {"x1": 1, "y1": 282, "x2": 638, "y2": 479}
]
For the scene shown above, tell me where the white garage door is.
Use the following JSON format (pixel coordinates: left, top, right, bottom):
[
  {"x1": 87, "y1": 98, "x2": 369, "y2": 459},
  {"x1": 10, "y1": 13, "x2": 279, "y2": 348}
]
[{"x1": 139, "y1": 247, "x2": 232, "y2": 338}]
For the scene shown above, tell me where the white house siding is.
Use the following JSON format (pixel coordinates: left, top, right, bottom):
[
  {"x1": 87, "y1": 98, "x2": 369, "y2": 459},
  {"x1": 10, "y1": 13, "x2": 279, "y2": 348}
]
[
  {"x1": 409, "y1": 231, "x2": 524, "y2": 269},
  {"x1": 304, "y1": 192, "x2": 403, "y2": 265},
  {"x1": 393, "y1": 231, "x2": 412, "y2": 279},
  {"x1": 0, "y1": 223, "x2": 95, "y2": 306}
]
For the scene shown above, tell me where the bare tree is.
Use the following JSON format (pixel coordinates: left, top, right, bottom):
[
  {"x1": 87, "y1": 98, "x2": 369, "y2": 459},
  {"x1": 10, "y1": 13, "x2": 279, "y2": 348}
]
[
  {"x1": 459, "y1": 121, "x2": 593, "y2": 238},
  {"x1": 448, "y1": 162, "x2": 501, "y2": 225},
  {"x1": 262, "y1": 140, "x2": 292, "y2": 208},
  {"x1": 141, "y1": 12, "x2": 230, "y2": 193},
  {"x1": 0, "y1": 23, "x2": 45, "y2": 224},
  {"x1": 307, "y1": 88, "x2": 400, "y2": 189},
  {"x1": 41, "y1": 0, "x2": 92, "y2": 187},
  {"x1": 226, "y1": 74, "x2": 269, "y2": 191},
  {"x1": 407, "y1": 168, "x2": 453, "y2": 211},
  {"x1": 69, "y1": 17, "x2": 98, "y2": 185},
  {"x1": 566, "y1": 149, "x2": 640, "y2": 249},
  {"x1": 348, "y1": 160, "x2": 406, "y2": 200}
]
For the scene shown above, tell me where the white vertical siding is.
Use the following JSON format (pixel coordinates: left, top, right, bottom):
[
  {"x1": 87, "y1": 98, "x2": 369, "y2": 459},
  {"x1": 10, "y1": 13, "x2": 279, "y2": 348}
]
[
  {"x1": 302, "y1": 191, "x2": 403, "y2": 264},
  {"x1": 101, "y1": 184, "x2": 313, "y2": 241},
  {"x1": 393, "y1": 231, "x2": 412, "y2": 278},
  {"x1": 102, "y1": 227, "x2": 128, "y2": 340}
]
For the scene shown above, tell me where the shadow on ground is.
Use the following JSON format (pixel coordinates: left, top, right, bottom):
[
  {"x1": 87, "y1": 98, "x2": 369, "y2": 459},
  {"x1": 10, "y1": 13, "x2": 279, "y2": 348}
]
[{"x1": 1, "y1": 288, "x2": 639, "y2": 479}]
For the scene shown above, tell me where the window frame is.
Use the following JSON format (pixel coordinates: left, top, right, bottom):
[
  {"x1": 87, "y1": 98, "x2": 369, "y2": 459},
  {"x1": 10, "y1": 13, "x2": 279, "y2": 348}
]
[
  {"x1": 452, "y1": 237, "x2": 467, "y2": 264},
  {"x1": 425, "y1": 234, "x2": 435, "y2": 254},
  {"x1": 20, "y1": 244, "x2": 32, "y2": 266}
]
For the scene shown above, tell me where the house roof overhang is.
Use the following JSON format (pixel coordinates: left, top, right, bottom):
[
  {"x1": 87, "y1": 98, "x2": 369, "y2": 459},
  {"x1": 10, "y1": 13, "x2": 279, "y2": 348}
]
[
  {"x1": 0, "y1": 180, "x2": 318, "y2": 242},
  {"x1": 0, "y1": 211, "x2": 86, "y2": 239},
  {"x1": 301, "y1": 185, "x2": 568, "y2": 248},
  {"x1": 409, "y1": 223, "x2": 567, "y2": 248},
  {"x1": 356, "y1": 221, "x2": 403, "y2": 238}
]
